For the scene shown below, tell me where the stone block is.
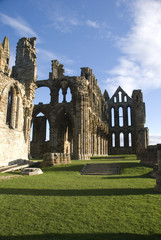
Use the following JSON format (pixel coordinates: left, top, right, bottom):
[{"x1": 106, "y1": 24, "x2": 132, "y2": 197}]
[{"x1": 22, "y1": 168, "x2": 43, "y2": 176}]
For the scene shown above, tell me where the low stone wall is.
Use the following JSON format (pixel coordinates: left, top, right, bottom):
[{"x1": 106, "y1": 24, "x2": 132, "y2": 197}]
[
  {"x1": 42, "y1": 152, "x2": 71, "y2": 166},
  {"x1": 154, "y1": 144, "x2": 161, "y2": 192},
  {"x1": 138, "y1": 145, "x2": 157, "y2": 166},
  {"x1": 0, "y1": 127, "x2": 29, "y2": 166}
]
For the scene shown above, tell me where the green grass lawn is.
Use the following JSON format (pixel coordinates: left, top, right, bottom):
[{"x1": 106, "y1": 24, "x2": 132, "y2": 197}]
[{"x1": 0, "y1": 155, "x2": 161, "y2": 240}]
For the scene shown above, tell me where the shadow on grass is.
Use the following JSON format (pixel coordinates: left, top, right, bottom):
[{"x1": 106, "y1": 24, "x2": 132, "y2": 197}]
[
  {"x1": 42, "y1": 164, "x2": 85, "y2": 172},
  {"x1": 0, "y1": 187, "x2": 159, "y2": 196},
  {"x1": 43, "y1": 162, "x2": 150, "y2": 173},
  {"x1": 0, "y1": 233, "x2": 161, "y2": 240},
  {"x1": 103, "y1": 172, "x2": 153, "y2": 180},
  {"x1": 120, "y1": 162, "x2": 150, "y2": 169}
]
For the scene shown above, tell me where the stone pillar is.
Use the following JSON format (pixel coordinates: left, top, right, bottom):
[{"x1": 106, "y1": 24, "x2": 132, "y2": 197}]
[
  {"x1": 97, "y1": 136, "x2": 100, "y2": 155},
  {"x1": 93, "y1": 134, "x2": 97, "y2": 155}
]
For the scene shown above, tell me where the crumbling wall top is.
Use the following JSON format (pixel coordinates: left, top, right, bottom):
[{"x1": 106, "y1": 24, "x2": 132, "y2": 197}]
[
  {"x1": 12, "y1": 37, "x2": 37, "y2": 82},
  {"x1": 0, "y1": 36, "x2": 10, "y2": 76}
]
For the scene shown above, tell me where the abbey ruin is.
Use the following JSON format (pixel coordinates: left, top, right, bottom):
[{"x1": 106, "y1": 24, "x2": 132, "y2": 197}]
[{"x1": 0, "y1": 36, "x2": 157, "y2": 167}]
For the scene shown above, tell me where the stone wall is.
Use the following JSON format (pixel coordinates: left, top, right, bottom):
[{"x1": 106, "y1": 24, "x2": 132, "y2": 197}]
[
  {"x1": 0, "y1": 37, "x2": 37, "y2": 166},
  {"x1": 108, "y1": 86, "x2": 148, "y2": 155},
  {"x1": 31, "y1": 61, "x2": 108, "y2": 160}
]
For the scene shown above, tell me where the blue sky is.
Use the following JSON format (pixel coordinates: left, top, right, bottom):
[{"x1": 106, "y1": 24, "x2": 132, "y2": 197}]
[{"x1": 0, "y1": 0, "x2": 161, "y2": 144}]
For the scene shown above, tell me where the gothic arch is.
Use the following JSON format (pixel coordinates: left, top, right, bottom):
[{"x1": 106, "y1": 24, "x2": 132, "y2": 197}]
[
  {"x1": 2, "y1": 82, "x2": 23, "y2": 129},
  {"x1": 54, "y1": 109, "x2": 74, "y2": 156},
  {"x1": 34, "y1": 86, "x2": 51, "y2": 104}
]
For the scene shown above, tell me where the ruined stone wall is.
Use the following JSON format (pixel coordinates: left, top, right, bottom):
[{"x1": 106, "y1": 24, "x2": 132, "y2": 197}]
[
  {"x1": 108, "y1": 87, "x2": 148, "y2": 155},
  {"x1": 31, "y1": 61, "x2": 108, "y2": 160},
  {"x1": 0, "y1": 36, "x2": 11, "y2": 76},
  {"x1": 0, "y1": 73, "x2": 28, "y2": 165},
  {"x1": 0, "y1": 37, "x2": 37, "y2": 166}
]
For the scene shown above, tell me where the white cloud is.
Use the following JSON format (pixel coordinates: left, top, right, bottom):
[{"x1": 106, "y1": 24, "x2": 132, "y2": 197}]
[
  {"x1": 37, "y1": 48, "x2": 57, "y2": 60},
  {"x1": 65, "y1": 68, "x2": 76, "y2": 76},
  {"x1": 0, "y1": 13, "x2": 37, "y2": 37},
  {"x1": 106, "y1": 0, "x2": 161, "y2": 95},
  {"x1": 86, "y1": 20, "x2": 99, "y2": 29},
  {"x1": 149, "y1": 134, "x2": 161, "y2": 145}
]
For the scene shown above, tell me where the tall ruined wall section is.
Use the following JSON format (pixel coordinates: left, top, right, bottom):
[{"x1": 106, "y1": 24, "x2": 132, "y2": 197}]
[
  {"x1": 31, "y1": 61, "x2": 108, "y2": 160},
  {"x1": 108, "y1": 86, "x2": 148, "y2": 155},
  {"x1": 0, "y1": 37, "x2": 37, "y2": 166},
  {"x1": 132, "y1": 90, "x2": 149, "y2": 155},
  {"x1": 0, "y1": 36, "x2": 11, "y2": 76}
]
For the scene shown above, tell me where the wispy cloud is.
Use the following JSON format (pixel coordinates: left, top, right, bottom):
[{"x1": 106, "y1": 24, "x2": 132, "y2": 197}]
[
  {"x1": 32, "y1": 0, "x2": 110, "y2": 35},
  {"x1": 0, "y1": 13, "x2": 37, "y2": 37},
  {"x1": 37, "y1": 48, "x2": 74, "y2": 65},
  {"x1": 86, "y1": 20, "x2": 99, "y2": 29},
  {"x1": 50, "y1": 13, "x2": 82, "y2": 33},
  {"x1": 106, "y1": 0, "x2": 161, "y2": 95},
  {"x1": 65, "y1": 68, "x2": 76, "y2": 76}
]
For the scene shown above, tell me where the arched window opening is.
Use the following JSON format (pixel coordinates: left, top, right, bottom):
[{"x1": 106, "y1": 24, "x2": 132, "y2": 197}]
[
  {"x1": 34, "y1": 87, "x2": 51, "y2": 105},
  {"x1": 124, "y1": 96, "x2": 127, "y2": 102},
  {"x1": 6, "y1": 88, "x2": 13, "y2": 126},
  {"x1": 112, "y1": 133, "x2": 115, "y2": 147},
  {"x1": 58, "y1": 88, "x2": 64, "y2": 103},
  {"x1": 119, "y1": 107, "x2": 124, "y2": 127},
  {"x1": 66, "y1": 87, "x2": 72, "y2": 102},
  {"x1": 120, "y1": 132, "x2": 124, "y2": 147},
  {"x1": 30, "y1": 122, "x2": 33, "y2": 142},
  {"x1": 128, "y1": 133, "x2": 132, "y2": 147},
  {"x1": 111, "y1": 108, "x2": 115, "y2": 127},
  {"x1": 46, "y1": 119, "x2": 50, "y2": 141},
  {"x1": 127, "y1": 107, "x2": 132, "y2": 126},
  {"x1": 6, "y1": 87, "x2": 19, "y2": 129},
  {"x1": 37, "y1": 112, "x2": 44, "y2": 117},
  {"x1": 114, "y1": 96, "x2": 117, "y2": 103},
  {"x1": 32, "y1": 112, "x2": 50, "y2": 143},
  {"x1": 118, "y1": 91, "x2": 122, "y2": 102},
  {"x1": 15, "y1": 96, "x2": 20, "y2": 128}
]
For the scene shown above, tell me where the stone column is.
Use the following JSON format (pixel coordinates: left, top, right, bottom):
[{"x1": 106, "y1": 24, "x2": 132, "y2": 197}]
[
  {"x1": 97, "y1": 136, "x2": 100, "y2": 155},
  {"x1": 93, "y1": 133, "x2": 97, "y2": 155}
]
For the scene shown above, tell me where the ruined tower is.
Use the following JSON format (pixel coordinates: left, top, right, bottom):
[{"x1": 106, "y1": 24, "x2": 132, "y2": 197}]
[
  {"x1": 0, "y1": 36, "x2": 10, "y2": 76},
  {"x1": 0, "y1": 37, "x2": 37, "y2": 166}
]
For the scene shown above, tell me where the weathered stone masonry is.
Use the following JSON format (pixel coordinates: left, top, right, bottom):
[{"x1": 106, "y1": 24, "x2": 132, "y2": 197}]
[
  {"x1": 108, "y1": 86, "x2": 149, "y2": 155},
  {"x1": 0, "y1": 37, "x2": 37, "y2": 166},
  {"x1": 31, "y1": 61, "x2": 108, "y2": 160},
  {"x1": 0, "y1": 36, "x2": 149, "y2": 165}
]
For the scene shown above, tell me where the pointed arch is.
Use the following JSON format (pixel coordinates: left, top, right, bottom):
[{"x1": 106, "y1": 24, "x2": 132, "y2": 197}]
[
  {"x1": 128, "y1": 133, "x2": 132, "y2": 147},
  {"x1": 111, "y1": 108, "x2": 115, "y2": 127},
  {"x1": 6, "y1": 84, "x2": 21, "y2": 129},
  {"x1": 66, "y1": 87, "x2": 72, "y2": 102},
  {"x1": 6, "y1": 87, "x2": 13, "y2": 126},
  {"x1": 127, "y1": 106, "x2": 132, "y2": 126},
  {"x1": 112, "y1": 133, "x2": 115, "y2": 147},
  {"x1": 32, "y1": 112, "x2": 50, "y2": 143},
  {"x1": 120, "y1": 132, "x2": 124, "y2": 147},
  {"x1": 34, "y1": 86, "x2": 51, "y2": 104},
  {"x1": 58, "y1": 88, "x2": 64, "y2": 103},
  {"x1": 119, "y1": 107, "x2": 124, "y2": 127},
  {"x1": 118, "y1": 91, "x2": 122, "y2": 102}
]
